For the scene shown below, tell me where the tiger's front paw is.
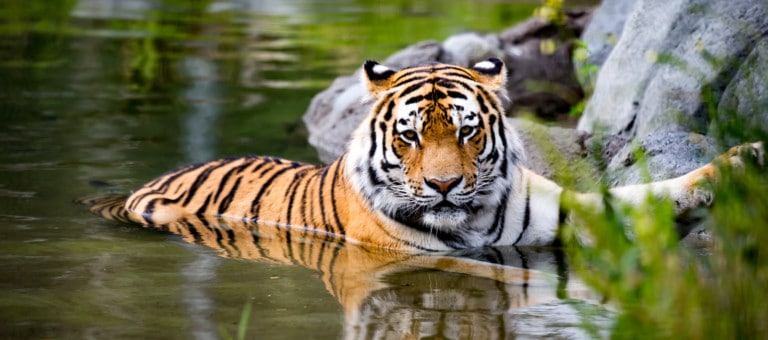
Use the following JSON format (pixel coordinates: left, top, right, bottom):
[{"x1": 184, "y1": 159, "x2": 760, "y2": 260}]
[{"x1": 718, "y1": 142, "x2": 765, "y2": 170}]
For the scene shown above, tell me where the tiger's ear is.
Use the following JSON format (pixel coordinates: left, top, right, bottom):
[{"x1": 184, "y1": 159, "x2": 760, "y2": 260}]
[
  {"x1": 363, "y1": 60, "x2": 396, "y2": 97},
  {"x1": 469, "y1": 57, "x2": 506, "y2": 91}
]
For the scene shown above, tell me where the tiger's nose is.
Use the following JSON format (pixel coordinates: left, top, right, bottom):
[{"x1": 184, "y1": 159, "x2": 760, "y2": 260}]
[{"x1": 424, "y1": 176, "x2": 462, "y2": 194}]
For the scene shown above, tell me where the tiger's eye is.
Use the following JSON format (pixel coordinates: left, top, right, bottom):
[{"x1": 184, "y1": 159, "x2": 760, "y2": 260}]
[
  {"x1": 459, "y1": 126, "x2": 474, "y2": 137},
  {"x1": 401, "y1": 130, "x2": 418, "y2": 142}
]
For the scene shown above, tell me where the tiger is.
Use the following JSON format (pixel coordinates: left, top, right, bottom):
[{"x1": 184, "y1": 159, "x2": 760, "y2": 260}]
[{"x1": 82, "y1": 57, "x2": 765, "y2": 252}]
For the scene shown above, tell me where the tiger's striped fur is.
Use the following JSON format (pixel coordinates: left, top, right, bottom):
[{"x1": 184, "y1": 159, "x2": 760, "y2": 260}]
[{"x1": 82, "y1": 57, "x2": 765, "y2": 251}]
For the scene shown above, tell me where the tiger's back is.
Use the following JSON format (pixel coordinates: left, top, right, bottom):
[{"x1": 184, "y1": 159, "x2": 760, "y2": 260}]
[{"x1": 122, "y1": 155, "x2": 358, "y2": 236}]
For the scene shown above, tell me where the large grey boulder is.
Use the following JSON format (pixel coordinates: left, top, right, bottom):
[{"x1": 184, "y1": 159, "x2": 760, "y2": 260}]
[
  {"x1": 579, "y1": 0, "x2": 636, "y2": 67},
  {"x1": 578, "y1": 0, "x2": 768, "y2": 140},
  {"x1": 710, "y1": 41, "x2": 768, "y2": 146},
  {"x1": 510, "y1": 118, "x2": 593, "y2": 183},
  {"x1": 605, "y1": 130, "x2": 716, "y2": 186},
  {"x1": 498, "y1": 11, "x2": 590, "y2": 118}
]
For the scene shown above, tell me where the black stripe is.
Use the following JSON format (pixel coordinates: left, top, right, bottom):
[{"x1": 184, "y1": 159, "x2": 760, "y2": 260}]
[
  {"x1": 195, "y1": 193, "x2": 213, "y2": 216},
  {"x1": 488, "y1": 189, "x2": 510, "y2": 244},
  {"x1": 328, "y1": 161, "x2": 346, "y2": 236},
  {"x1": 393, "y1": 69, "x2": 430, "y2": 83},
  {"x1": 453, "y1": 80, "x2": 473, "y2": 91},
  {"x1": 391, "y1": 65, "x2": 473, "y2": 84},
  {"x1": 249, "y1": 165, "x2": 294, "y2": 220},
  {"x1": 476, "y1": 92, "x2": 489, "y2": 113},
  {"x1": 297, "y1": 174, "x2": 316, "y2": 264},
  {"x1": 367, "y1": 118, "x2": 378, "y2": 158},
  {"x1": 393, "y1": 75, "x2": 428, "y2": 88},
  {"x1": 217, "y1": 177, "x2": 242, "y2": 215},
  {"x1": 400, "y1": 80, "x2": 428, "y2": 98},
  {"x1": 367, "y1": 165, "x2": 385, "y2": 186},
  {"x1": 249, "y1": 159, "x2": 272, "y2": 174},
  {"x1": 428, "y1": 90, "x2": 447, "y2": 100},
  {"x1": 491, "y1": 113, "x2": 510, "y2": 178},
  {"x1": 284, "y1": 169, "x2": 308, "y2": 226},
  {"x1": 378, "y1": 122, "x2": 388, "y2": 151},
  {"x1": 436, "y1": 79, "x2": 457, "y2": 88},
  {"x1": 181, "y1": 162, "x2": 225, "y2": 206},
  {"x1": 317, "y1": 165, "x2": 332, "y2": 227},
  {"x1": 213, "y1": 161, "x2": 252, "y2": 202},
  {"x1": 381, "y1": 160, "x2": 400, "y2": 172},
  {"x1": 130, "y1": 164, "x2": 198, "y2": 211},
  {"x1": 143, "y1": 192, "x2": 184, "y2": 225},
  {"x1": 443, "y1": 71, "x2": 474, "y2": 80},
  {"x1": 382, "y1": 100, "x2": 395, "y2": 121},
  {"x1": 299, "y1": 170, "x2": 316, "y2": 230},
  {"x1": 513, "y1": 182, "x2": 532, "y2": 245},
  {"x1": 447, "y1": 90, "x2": 467, "y2": 99},
  {"x1": 405, "y1": 95, "x2": 423, "y2": 105}
]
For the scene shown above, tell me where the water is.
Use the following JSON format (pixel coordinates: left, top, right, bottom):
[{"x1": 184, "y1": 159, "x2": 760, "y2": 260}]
[{"x1": 0, "y1": 1, "x2": 608, "y2": 338}]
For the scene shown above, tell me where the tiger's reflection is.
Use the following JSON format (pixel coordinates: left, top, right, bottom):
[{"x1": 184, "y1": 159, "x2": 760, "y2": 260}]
[{"x1": 133, "y1": 214, "x2": 604, "y2": 338}]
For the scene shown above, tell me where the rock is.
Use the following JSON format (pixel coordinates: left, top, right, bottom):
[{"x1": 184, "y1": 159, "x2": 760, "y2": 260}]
[
  {"x1": 605, "y1": 130, "x2": 716, "y2": 186},
  {"x1": 710, "y1": 41, "x2": 768, "y2": 146},
  {"x1": 579, "y1": 0, "x2": 636, "y2": 67},
  {"x1": 381, "y1": 40, "x2": 443, "y2": 69},
  {"x1": 442, "y1": 33, "x2": 504, "y2": 68},
  {"x1": 577, "y1": 0, "x2": 768, "y2": 140},
  {"x1": 499, "y1": 11, "x2": 590, "y2": 118},
  {"x1": 303, "y1": 73, "x2": 367, "y2": 163},
  {"x1": 509, "y1": 118, "x2": 593, "y2": 182}
]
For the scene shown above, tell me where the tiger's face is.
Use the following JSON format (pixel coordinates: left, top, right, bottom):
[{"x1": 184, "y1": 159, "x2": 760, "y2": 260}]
[{"x1": 346, "y1": 58, "x2": 524, "y2": 233}]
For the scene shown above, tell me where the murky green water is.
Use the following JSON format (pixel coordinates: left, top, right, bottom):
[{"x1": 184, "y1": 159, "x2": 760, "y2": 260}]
[{"x1": 0, "y1": 1, "x2": 607, "y2": 338}]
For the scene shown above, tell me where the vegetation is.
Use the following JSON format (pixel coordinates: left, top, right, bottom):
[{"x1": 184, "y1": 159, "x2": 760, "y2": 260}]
[
  {"x1": 557, "y1": 147, "x2": 767, "y2": 339},
  {"x1": 545, "y1": 24, "x2": 768, "y2": 340}
]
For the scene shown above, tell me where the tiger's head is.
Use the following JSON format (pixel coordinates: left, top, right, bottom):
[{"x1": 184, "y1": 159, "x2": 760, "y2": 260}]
[{"x1": 345, "y1": 58, "x2": 524, "y2": 234}]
